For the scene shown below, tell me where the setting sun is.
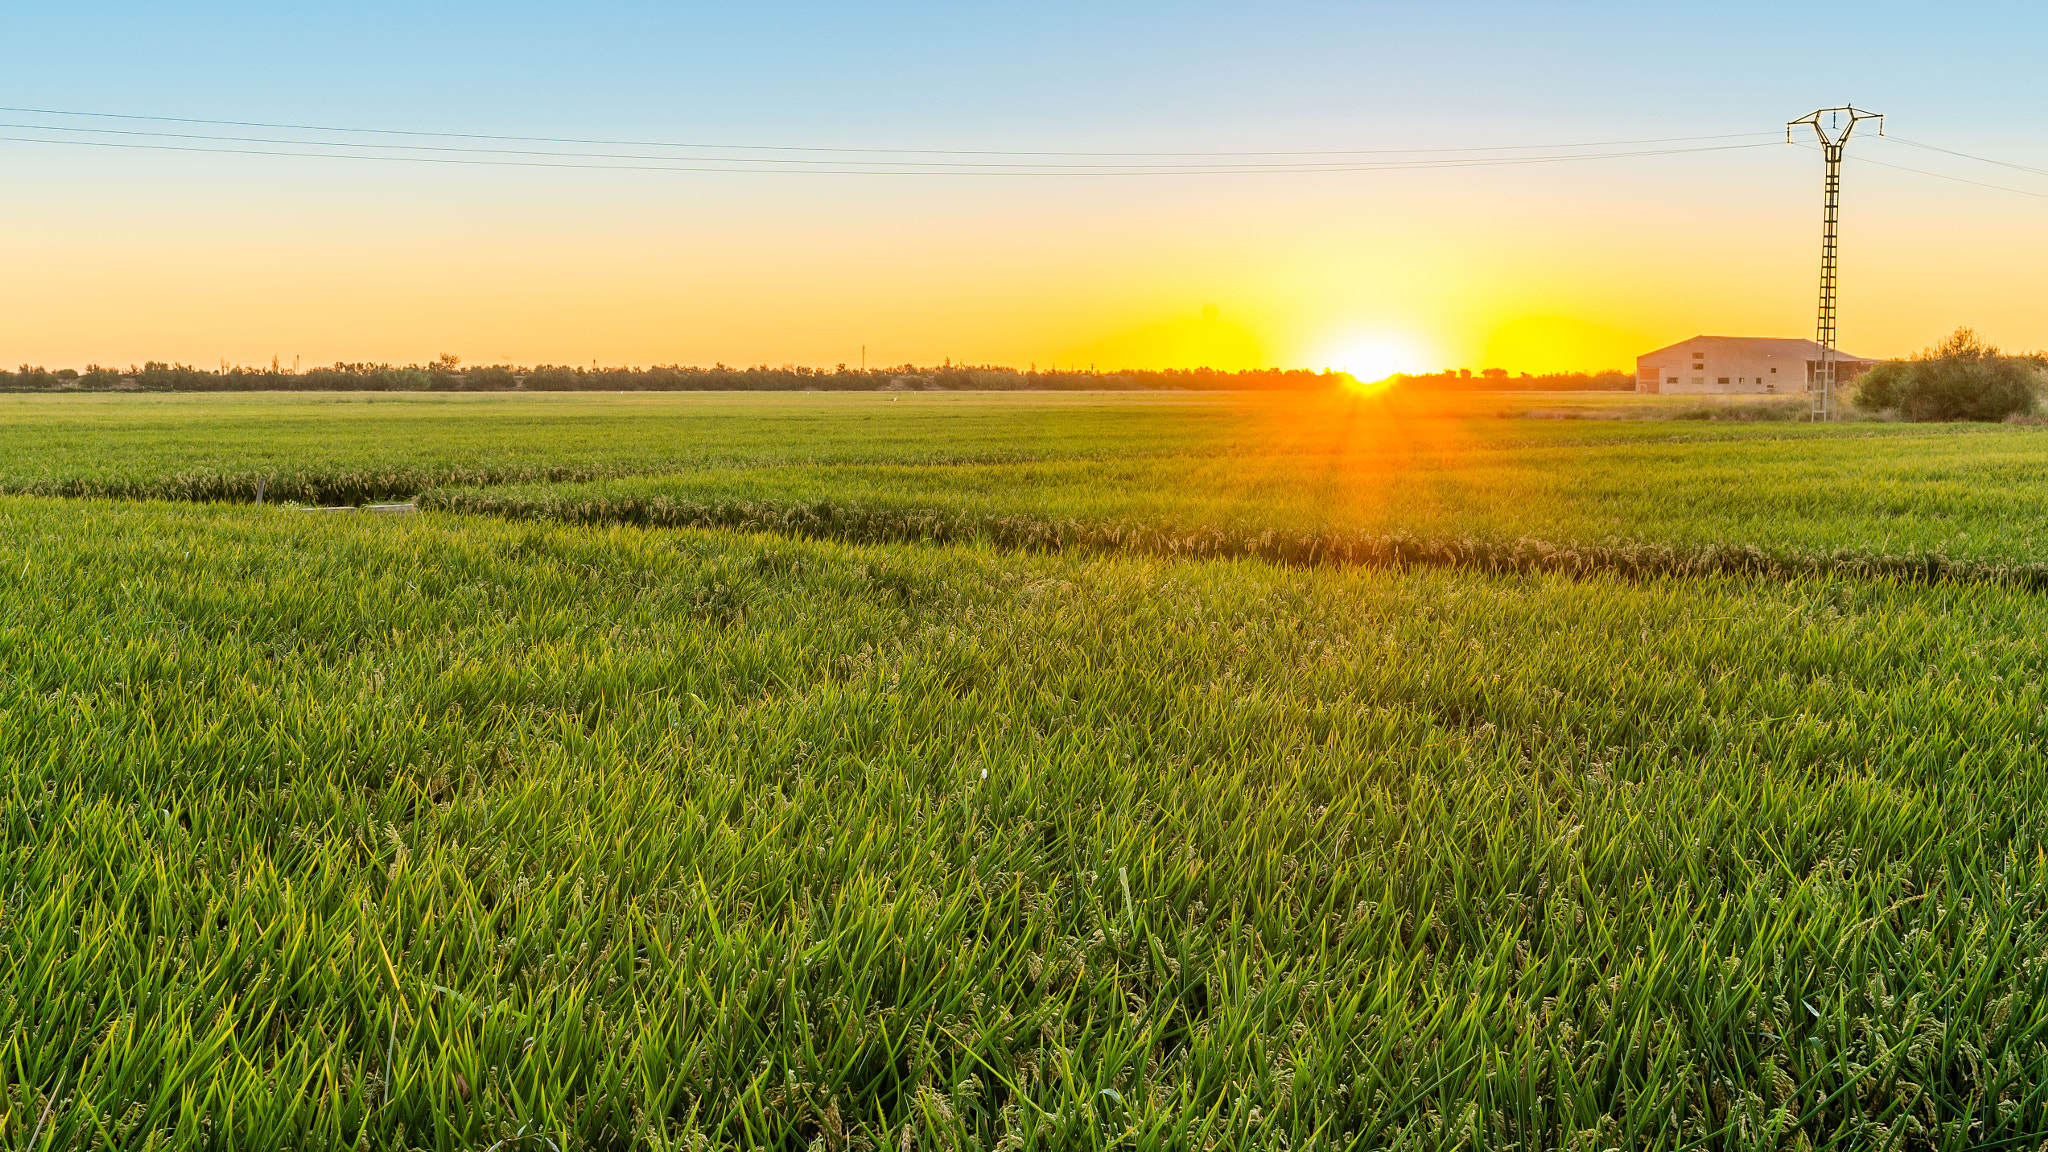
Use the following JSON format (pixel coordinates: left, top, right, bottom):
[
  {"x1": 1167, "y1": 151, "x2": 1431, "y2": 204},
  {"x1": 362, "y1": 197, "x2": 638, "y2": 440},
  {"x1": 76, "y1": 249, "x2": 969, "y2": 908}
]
[{"x1": 1320, "y1": 334, "x2": 1433, "y2": 384}]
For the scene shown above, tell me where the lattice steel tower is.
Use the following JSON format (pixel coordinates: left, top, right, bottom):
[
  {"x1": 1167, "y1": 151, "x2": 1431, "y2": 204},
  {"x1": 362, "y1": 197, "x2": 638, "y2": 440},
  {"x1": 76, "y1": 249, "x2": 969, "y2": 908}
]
[{"x1": 1788, "y1": 106, "x2": 1883, "y2": 421}]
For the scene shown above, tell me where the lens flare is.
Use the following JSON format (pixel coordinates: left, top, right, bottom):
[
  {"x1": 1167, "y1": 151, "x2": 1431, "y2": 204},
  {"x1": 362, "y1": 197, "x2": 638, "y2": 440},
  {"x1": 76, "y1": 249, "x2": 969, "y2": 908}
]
[{"x1": 1321, "y1": 335, "x2": 1430, "y2": 386}]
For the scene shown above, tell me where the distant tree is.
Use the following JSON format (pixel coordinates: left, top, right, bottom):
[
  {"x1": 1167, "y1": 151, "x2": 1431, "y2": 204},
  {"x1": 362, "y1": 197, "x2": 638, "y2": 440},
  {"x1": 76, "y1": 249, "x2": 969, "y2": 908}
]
[
  {"x1": 427, "y1": 353, "x2": 464, "y2": 391},
  {"x1": 1854, "y1": 327, "x2": 2043, "y2": 422},
  {"x1": 3, "y1": 358, "x2": 1350, "y2": 393},
  {"x1": 137, "y1": 361, "x2": 212, "y2": 391},
  {"x1": 466, "y1": 365, "x2": 519, "y2": 390}
]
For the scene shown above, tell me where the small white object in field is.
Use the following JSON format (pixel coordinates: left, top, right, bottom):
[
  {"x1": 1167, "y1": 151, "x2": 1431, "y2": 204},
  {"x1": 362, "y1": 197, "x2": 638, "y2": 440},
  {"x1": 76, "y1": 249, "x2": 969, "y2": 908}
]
[{"x1": 299, "y1": 503, "x2": 417, "y2": 515}]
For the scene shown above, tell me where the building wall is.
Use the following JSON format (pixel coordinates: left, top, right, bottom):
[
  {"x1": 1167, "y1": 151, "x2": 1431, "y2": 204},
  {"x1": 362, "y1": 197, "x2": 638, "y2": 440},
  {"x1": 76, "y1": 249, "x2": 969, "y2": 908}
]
[
  {"x1": 1635, "y1": 341, "x2": 1874, "y2": 395},
  {"x1": 1637, "y1": 353, "x2": 1797, "y2": 394}
]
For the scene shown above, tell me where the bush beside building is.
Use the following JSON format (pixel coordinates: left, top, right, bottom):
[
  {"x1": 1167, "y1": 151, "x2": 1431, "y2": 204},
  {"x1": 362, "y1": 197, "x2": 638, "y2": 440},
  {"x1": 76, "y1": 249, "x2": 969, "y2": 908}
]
[{"x1": 1853, "y1": 328, "x2": 2046, "y2": 422}]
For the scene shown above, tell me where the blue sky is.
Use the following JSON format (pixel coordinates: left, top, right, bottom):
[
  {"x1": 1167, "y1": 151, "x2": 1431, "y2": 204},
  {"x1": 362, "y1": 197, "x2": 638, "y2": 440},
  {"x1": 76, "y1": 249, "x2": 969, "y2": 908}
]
[{"x1": 15, "y1": 2, "x2": 2044, "y2": 148}]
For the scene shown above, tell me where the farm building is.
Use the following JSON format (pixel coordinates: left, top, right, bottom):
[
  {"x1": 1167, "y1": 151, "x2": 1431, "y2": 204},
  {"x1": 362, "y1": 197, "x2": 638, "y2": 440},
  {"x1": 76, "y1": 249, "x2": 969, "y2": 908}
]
[{"x1": 1635, "y1": 336, "x2": 1879, "y2": 395}]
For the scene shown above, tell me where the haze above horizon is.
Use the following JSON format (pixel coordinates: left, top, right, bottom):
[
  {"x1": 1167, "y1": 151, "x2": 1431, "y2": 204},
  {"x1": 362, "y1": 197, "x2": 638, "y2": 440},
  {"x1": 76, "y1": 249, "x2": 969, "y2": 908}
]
[{"x1": 4, "y1": 1, "x2": 2045, "y2": 376}]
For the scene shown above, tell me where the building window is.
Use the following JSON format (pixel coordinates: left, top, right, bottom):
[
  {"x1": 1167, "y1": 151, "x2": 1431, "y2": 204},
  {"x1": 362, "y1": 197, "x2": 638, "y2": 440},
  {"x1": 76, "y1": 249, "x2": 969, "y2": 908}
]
[
  {"x1": 1718, "y1": 378, "x2": 1730, "y2": 385},
  {"x1": 1667, "y1": 377, "x2": 1678, "y2": 384}
]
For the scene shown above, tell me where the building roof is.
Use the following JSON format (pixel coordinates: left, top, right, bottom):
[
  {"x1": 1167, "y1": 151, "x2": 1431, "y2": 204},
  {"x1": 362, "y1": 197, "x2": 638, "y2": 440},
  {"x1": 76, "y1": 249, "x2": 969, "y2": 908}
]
[{"x1": 1638, "y1": 335, "x2": 1877, "y2": 363}]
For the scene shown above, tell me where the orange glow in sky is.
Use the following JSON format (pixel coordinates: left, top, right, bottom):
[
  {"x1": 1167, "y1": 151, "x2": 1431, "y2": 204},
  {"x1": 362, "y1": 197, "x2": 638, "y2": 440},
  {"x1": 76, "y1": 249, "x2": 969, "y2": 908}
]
[
  {"x1": 2, "y1": 6, "x2": 2044, "y2": 373},
  {"x1": 4, "y1": 150, "x2": 2041, "y2": 374}
]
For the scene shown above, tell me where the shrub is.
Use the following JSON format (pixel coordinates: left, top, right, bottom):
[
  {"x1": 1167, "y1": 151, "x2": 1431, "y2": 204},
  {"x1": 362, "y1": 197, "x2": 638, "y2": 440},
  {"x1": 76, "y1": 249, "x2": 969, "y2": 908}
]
[{"x1": 1854, "y1": 328, "x2": 2044, "y2": 422}]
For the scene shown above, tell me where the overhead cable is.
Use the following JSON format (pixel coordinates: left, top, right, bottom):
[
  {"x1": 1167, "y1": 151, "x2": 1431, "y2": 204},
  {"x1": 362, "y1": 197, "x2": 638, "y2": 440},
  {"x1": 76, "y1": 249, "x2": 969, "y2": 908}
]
[
  {"x1": 0, "y1": 121, "x2": 1788, "y2": 169},
  {"x1": 0, "y1": 129, "x2": 1781, "y2": 176},
  {"x1": 0, "y1": 103, "x2": 1778, "y2": 160},
  {"x1": 1787, "y1": 139, "x2": 2048, "y2": 200},
  {"x1": 1854, "y1": 153, "x2": 2048, "y2": 199},
  {"x1": 1886, "y1": 134, "x2": 2048, "y2": 180}
]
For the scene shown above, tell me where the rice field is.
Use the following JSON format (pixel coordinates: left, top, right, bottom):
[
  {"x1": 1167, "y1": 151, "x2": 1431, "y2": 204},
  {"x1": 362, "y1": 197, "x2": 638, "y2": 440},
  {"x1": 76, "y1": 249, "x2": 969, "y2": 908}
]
[
  {"x1": 0, "y1": 388, "x2": 1983, "y2": 505},
  {"x1": 5, "y1": 392, "x2": 2048, "y2": 1149},
  {"x1": 421, "y1": 427, "x2": 2048, "y2": 576}
]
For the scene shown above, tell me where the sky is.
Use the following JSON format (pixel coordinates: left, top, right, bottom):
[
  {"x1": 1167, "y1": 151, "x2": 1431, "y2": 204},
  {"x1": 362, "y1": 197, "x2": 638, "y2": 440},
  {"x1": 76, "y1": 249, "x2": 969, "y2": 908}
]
[{"x1": 3, "y1": 1, "x2": 2046, "y2": 376}]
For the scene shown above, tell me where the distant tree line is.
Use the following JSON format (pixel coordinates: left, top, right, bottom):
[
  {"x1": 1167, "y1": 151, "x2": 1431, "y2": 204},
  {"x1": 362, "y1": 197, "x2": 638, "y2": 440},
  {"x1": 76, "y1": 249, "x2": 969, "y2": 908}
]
[
  {"x1": 1388, "y1": 368, "x2": 1635, "y2": 392},
  {"x1": 0, "y1": 358, "x2": 1351, "y2": 393}
]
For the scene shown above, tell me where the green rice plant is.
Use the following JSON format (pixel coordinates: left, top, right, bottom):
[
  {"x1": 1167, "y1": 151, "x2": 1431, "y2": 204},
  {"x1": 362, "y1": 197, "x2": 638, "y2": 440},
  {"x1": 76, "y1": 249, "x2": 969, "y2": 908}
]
[
  {"x1": 0, "y1": 390, "x2": 2013, "y2": 508},
  {"x1": 418, "y1": 413, "x2": 2048, "y2": 582},
  {"x1": 3, "y1": 498, "x2": 2048, "y2": 1148},
  {"x1": 419, "y1": 480, "x2": 2048, "y2": 592},
  {"x1": 1666, "y1": 399, "x2": 1809, "y2": 421},
  {"x1": 0, "y1": 391, "x2": 1263, "y2": 504},
  {"x1": 10, "y1": 391, "x2": 2048, "y2": 1148}
]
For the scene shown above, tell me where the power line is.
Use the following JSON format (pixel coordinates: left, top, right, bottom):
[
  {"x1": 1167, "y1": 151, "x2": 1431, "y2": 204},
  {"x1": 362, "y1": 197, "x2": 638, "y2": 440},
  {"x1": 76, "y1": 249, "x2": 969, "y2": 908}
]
[
  {"x1": 1886, "y1": 134, "x2": 2048, "y2": 180},
  {"x1": 1791, "y1": 139, "x2": 2048, "y2": 200},
  {"x1": 0, "y1": 103, "x2": 1776, "y2": 160},
  {"x1": 1855, "y1": 152, "x2": 2048, "y2": 199},
  {"x1": 0, "y1": 121, "x2": 1783, "y2": 170},
  {"x1": 0, "y1": 131, "x2": 1780, "y2": 176},
  {"x1": 4, "y1": 101, "x2": 2040, "y2": 192}
]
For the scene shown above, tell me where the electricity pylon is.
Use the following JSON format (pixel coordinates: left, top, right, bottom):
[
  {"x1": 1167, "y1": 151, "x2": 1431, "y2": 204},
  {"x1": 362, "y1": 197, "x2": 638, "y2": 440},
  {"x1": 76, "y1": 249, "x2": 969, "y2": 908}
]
[{"x1": 1788, "y1": 106, "x2": 1883, "y2": 421}]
